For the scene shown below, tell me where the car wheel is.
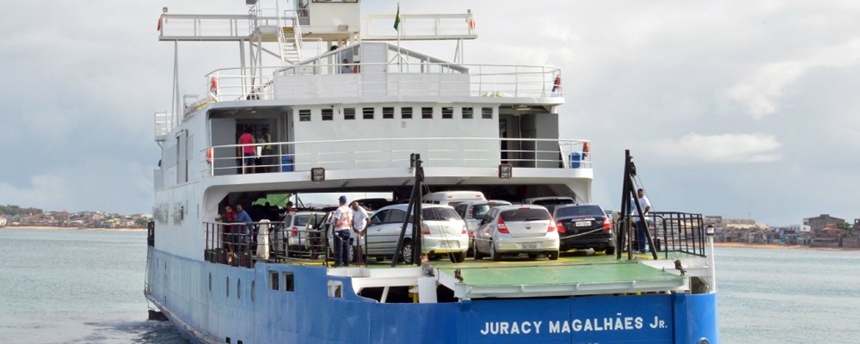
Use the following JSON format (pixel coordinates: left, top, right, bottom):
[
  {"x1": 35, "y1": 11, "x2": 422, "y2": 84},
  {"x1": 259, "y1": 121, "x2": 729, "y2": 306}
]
[
  {"x1": 548, "y1": 250, "x2": 559, "y2": 260},
  {"x1": 400, "y1": 239, "x2": 413, "y2": 264},
  {"x1": 490, "y1": 241, "x2": 502, "y2": 261},
  {"x1": 605, "y1": 246, "x2": 615, "y2": 255},
  {"x1": 473, "y1": 241, "x2": 484, "y2": 260},
  {"x1": 451, "y1": 251, "x2": 466, "y2": 263}
]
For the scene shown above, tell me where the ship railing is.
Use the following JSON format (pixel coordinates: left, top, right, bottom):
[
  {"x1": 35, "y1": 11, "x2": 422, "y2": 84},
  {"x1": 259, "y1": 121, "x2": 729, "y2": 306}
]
[
  {"x1": 191, "y1": 62, "x2": 562, "y2": 102},
  {"x1": 204, "y1": 137, "x2": 591, "y2": 177},
  {"x1": 618, "y1": 212, "x2": 707, "y2": 258},
  {"x1": 203, "y1": 220, "x2": 333, "y2": 267},
  {"x1": 158, "y1": 14, "x2": 292, "y2": 40}
]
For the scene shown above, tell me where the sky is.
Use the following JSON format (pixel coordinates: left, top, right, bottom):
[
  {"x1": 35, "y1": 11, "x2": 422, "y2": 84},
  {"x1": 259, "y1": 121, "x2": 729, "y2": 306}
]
[{"x1": 0, "y1": 0, "x2": 858, "y2": 226}]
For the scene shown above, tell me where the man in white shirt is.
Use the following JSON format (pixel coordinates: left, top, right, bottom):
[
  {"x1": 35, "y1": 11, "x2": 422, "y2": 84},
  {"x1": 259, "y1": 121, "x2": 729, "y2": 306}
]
[
  {"x1": 351, "y1": 201, "x2": 371, "y2": 265},
  {"x1": 635, "y1": 188, "x2": 652, "y2": 252},
  {"x1": 332, "y1": 195, "x2": 353, "y2": 267}
]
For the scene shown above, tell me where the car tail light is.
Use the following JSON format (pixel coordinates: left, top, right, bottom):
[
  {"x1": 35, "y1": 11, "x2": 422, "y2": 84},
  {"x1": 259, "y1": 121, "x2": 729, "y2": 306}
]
[
  {"x1": 422, "y1": 223, "x2": 430, "y2": 235},
  {"x1": 462, "y1": 224, "x2": 467, "y2": 235},
  {"x1": 497, "y1": 217, "x2": 509, "y2": 234},
  {"x1": 547, "y1": 216, "x2": 557, "y2": 232},
  {"x1": 602, "y1": 218, "x2": 612, "y2": 231},
  {"x1": 556, "y1": 221, "x2": 565, "y2": 233},
  {"x1": 290, "y1": 226, "x2": 298, "y2": 237}
]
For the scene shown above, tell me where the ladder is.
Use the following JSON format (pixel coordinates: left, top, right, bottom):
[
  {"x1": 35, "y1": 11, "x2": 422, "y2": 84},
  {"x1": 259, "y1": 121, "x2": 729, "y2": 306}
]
[{"x1": 277, "y1": 15, "x2": 303, "y2": 64}]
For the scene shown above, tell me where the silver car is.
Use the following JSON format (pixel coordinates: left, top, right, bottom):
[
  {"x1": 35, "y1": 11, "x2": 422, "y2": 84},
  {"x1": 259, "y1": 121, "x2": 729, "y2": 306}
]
[
  {"x1": 364, "y1": 203, "x2": 469, "y2": 264},
  {"x1": 473, "y1": 205, "x2": 560, "y2": 261},
  {"x1": 454, "y1": 200, "x2": 513, "y2": 251}
]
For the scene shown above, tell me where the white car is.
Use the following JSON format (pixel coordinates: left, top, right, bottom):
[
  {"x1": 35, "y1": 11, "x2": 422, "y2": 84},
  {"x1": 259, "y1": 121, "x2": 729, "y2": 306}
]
[
  {"x1": 473, "y1": 205, "x2": 560, "y2": 261},
  {"x1": 364, "y1": 203, "x2": 469, "y2": 264},
  {"x1": 454, "y1": 200, "x2": 513, "y2": 252},
  {"x1": 275, "y1": 211, "x2": 324, "y2": 255}
]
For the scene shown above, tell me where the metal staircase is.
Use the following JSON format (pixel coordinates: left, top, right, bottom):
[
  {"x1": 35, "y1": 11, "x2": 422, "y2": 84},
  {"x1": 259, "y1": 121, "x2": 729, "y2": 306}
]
[{"x1": 278, "y1": 18, "x2": 303, "y2": 65}]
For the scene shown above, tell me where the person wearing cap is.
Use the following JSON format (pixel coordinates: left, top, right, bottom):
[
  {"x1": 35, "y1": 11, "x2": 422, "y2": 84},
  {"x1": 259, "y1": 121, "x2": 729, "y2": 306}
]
[{"x1": 332, "y1": 195, "x2": 353, "y2": 267}]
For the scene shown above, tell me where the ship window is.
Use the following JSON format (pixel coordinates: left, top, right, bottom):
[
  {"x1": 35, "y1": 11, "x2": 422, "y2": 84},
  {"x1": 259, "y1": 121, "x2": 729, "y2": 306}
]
[
  {"x1": 299, "y1": 109, "x2": 311, "y2": 122},
  {"x1": 251, "y1": 280, "x2": 256, "y2": 302},
  {"x1": 401, "y1": 107, "x2": 413, "y2": 119},
  {"x1": 344, "y1": 108, "x2": 356, "y2": 120},
  {"x1": 322, "y1": 108, "x2": 333, "y2": 121},
  {"x1": 313, "y1": 0, "x2": 358, "y2": 3},
  {"x1": 482, "y1": 107, "x2": 493, "y2": 119},
  {"x1": 209, "y1": 273, "x2": 212, "y2": 292},
  {"x1": 237, "y1": 279, "x2": 242, "y2": 299},
  {"x1": 462, "y1": 107, "x2": 474, "y2": 119},
  {"x1": 421, "y1": 107, "x2": 433, "y2": 119},
  {"x1": 363, "y1": 107, "x2": 374, "y2": 119},
  {"x1": 442, "y1": 107, "x2": 453, "y2": 119},
  {"x1": 269, "y1": 271, "x2": 279, "y2": 290},
  {"x1": 328, "y1": 280, "x2": 344, "y2": 298},
  {"x1": 226, "y1": 276, "x2": 230, "y2": 297},
  {"x1": 284, "y1": 272, "x2": 295, "y2": 292},
  {"x1": 382, "y1": 107, "x2": 394, "y2": 119}
]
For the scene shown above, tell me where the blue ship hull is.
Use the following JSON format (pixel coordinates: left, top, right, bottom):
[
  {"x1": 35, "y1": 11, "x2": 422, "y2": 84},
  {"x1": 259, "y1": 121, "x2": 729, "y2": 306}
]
[{"x1": 145, "y1": 248, "x2": 718, "y2": 343}]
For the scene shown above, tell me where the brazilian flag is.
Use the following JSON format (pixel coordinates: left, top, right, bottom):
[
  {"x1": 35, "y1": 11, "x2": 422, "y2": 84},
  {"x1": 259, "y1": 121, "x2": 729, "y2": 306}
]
[{"x1": 394, "y1": 4, "x2": 401, "y2": 31}]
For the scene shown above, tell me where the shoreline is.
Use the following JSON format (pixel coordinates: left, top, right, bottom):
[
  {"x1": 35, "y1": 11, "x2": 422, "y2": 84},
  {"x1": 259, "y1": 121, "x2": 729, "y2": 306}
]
[
  {"x1": 714, "y1": 242, "x2": 859, "y2": 252},
  {"x1": 2, "y1": 225, "x2": 146, "y2": 232}
]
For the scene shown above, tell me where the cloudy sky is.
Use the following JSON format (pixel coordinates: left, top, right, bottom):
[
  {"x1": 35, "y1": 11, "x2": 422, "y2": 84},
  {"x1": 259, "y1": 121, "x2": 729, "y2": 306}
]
[{"x1": 1, "y1": 1, "x2": 857, "y2": 225}]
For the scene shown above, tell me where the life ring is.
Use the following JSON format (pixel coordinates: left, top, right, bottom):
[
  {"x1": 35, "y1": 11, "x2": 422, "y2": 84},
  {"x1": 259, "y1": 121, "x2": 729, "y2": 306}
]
[
  {"x1": 554, "y1": 74, "x2": 562, "y2": 89},
  {"x1": 467, "y1": 16, "x2": 476, "y2": 30},
  {"x1": 206, "y1": 147, "x2": 213, "y2": 164},
  {"x1": 209, "y1": 76, "x2": 218, "y2": 93},
  {"x1": 582, "y1": 142, "x2": 590, "y2": 158}
]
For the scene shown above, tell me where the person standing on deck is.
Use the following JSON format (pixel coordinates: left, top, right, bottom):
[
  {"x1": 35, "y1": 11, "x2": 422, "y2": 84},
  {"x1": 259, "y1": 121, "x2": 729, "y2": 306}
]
[
  {"x1": 351, "y1": 201, "x2": 371, "y2": 265},
  {"x1": 341, "y1": 59, "x2": 352, "y2": 74},
  {"x1": 238, "y1": 126, "x2": 256, "y2": 174},
  {"x1": 235, "y1": 204, "x2": 253, "y2": 254},
  {"x1": 332, "y1": 195, "x2": 353, "y2": 267},
  {"x1": 635, "y1": 188, "x2": 652, "y2": 253},
  {"x1": 216, "y1": 205, "x2": 237, "y2": 255},
  {"x1": 258, "y1": 127, "x2": 272, "y2": 172}
]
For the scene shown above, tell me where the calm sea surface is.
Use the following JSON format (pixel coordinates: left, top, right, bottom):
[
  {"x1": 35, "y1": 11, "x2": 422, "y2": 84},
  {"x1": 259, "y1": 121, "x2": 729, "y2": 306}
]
[{"x1": 1, "y1": 228, "x2": 859, "y2": 343}]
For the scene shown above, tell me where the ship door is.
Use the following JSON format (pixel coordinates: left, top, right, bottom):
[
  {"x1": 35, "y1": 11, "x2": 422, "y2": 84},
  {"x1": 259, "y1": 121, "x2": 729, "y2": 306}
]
[{"x1": 176, "y1": 130, "x2": 188, "y2": 183}]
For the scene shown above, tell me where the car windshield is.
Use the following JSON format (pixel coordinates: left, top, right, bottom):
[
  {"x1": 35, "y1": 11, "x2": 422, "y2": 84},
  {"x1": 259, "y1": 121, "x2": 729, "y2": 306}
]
[
  {"x1": 294, "y1": 215, "x2": 310, "y2": 226},
  {"x1": 555, "y1": 205, "x2": 604, "y2": 218},
  {"x1": 500, "y1": 208, "x2": 549, "y2": 222},
  {"x1": 473, "y1": 205, "x2": 492, "y2": 218},
  {"x1": 422, "y1": 207, "x2": 460, "y2": 221}
]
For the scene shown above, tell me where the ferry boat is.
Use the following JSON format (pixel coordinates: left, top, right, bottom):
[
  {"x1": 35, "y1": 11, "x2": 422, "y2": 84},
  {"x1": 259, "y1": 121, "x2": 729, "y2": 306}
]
[{"x1": 145, "y1": 1, "x2": 719, "y2": 343}]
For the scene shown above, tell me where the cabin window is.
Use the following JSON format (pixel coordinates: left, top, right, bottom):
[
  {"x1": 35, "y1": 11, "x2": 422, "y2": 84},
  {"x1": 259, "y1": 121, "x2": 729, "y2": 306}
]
[
  {"x1": 322, "y1": 108, "x2": 333, "y2": 121},
  {"x1": 269, "y1": 271, "x2": 279, "y2": 290},
  {"x1": 482, "y1": 107, "x2": 493, "y2": 119},
  {"x1": 328, "y1": 280, "x2": 344, "y2": 298},
  {"x1": 299, "y1": 109, "x2": 311, "y2": 122},
  {"x1": 251, "y1": 280, "x2": 256, "y2": 302},
  {"x1": 442, "y1": 107, "x2": 453, "y2": 119},
  {"x1": 284, "y1": 272, "x2": 295, "y2": 292},
  {"x1": 344, "y1": 108, "x2": 356, "y2": 120},
  {"x1": 401, "y1": 107, "x2": 413, "y2": 119},
  {"x1": 363, "y1": 107, "x2": 374, "y2": 120},
  {"x1": 462, "y1": 107, "x2": 474, "y2": 119},
  {"x1": 421, "y1": 107, "x2": 433, "y2": 119},
  {"x1": 237, "y1": 279, "x2": 242, "y2": 299},
  {"x1": 382, "y1": 107, "x2": 394, "y2": 119},
  {"x1": 226, "y1": 276, "x2": 230, "y2": 297}
]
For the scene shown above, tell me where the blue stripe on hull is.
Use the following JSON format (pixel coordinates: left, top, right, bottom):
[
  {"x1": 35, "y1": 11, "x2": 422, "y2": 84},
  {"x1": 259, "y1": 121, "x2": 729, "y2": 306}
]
[{"x1": 146, "y1": 249, "x2": 718, "y2": 343}]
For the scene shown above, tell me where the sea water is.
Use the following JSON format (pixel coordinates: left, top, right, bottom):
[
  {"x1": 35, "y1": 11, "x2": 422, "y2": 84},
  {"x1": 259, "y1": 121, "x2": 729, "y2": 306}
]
[{"x1": 1, "y1": 228, "x2": 859, "y2": 343}]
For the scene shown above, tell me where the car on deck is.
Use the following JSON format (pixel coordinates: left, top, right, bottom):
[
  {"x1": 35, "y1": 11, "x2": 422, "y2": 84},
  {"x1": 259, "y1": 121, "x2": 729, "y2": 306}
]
[
  {"x1": 363, "y1": 203, "x2": 469, "y2": 264},
  {"x1": 473, "y1": 205, "x2": 560, "y2": 261},
  {"x1": 454, "y1": 200, "x2": 513, "y2": 252},
  {"x1": 554, "y1": 204, "x2": 615, "y2": 254}
]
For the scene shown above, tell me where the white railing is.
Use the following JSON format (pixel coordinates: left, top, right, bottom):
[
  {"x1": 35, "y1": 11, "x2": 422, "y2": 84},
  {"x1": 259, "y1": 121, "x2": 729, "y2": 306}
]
[
  {"x1": 154, "y1": 112, "x2": 172, "y2": 139},
  {"x1": 203, "y1": 137, "x2": 590, "y2": 177},
  {"x1": 158, "y1": 14, "x2": 293, "y2": 40},
  {"x1": 362, "y1": 13, "x2": 478, "y2": 40},
  {"x1": 194, "y1": 62, "x2": 562, "y2": 103}
]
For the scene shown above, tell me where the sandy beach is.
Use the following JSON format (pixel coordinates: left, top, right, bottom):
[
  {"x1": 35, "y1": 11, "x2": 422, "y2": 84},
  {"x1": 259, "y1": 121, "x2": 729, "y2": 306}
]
[
  {"x1": 714, "y1": 242, "x2": 859, "y2": 252},
  {"x1": 3, "y1": 226, "x2": 146, "y2": 232}
]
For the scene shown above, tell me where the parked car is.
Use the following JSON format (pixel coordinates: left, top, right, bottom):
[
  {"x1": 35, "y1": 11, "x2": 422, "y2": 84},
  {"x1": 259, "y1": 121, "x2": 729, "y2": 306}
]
[
  {"x1": 361, "y1": 203, "x2": 469, "y2": 264},
  {"x1": 454, "y1": 200, "x2": 513, "y2": 252},
  {"x1": 423, "y1": 190, "x2": 486, "y2": 207},
  {"x1": 275, "y1": 211, "x2": 325, "y2": 255},
  {"x1": 554, "y1": 204, "x2": 615, "y2": 254},
  {"x1": 523, "y1": 196, "x2": 575, "y2": 215},
  {"x1": 473, "y1": 205, "x2": 560, "y2": 261}
]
